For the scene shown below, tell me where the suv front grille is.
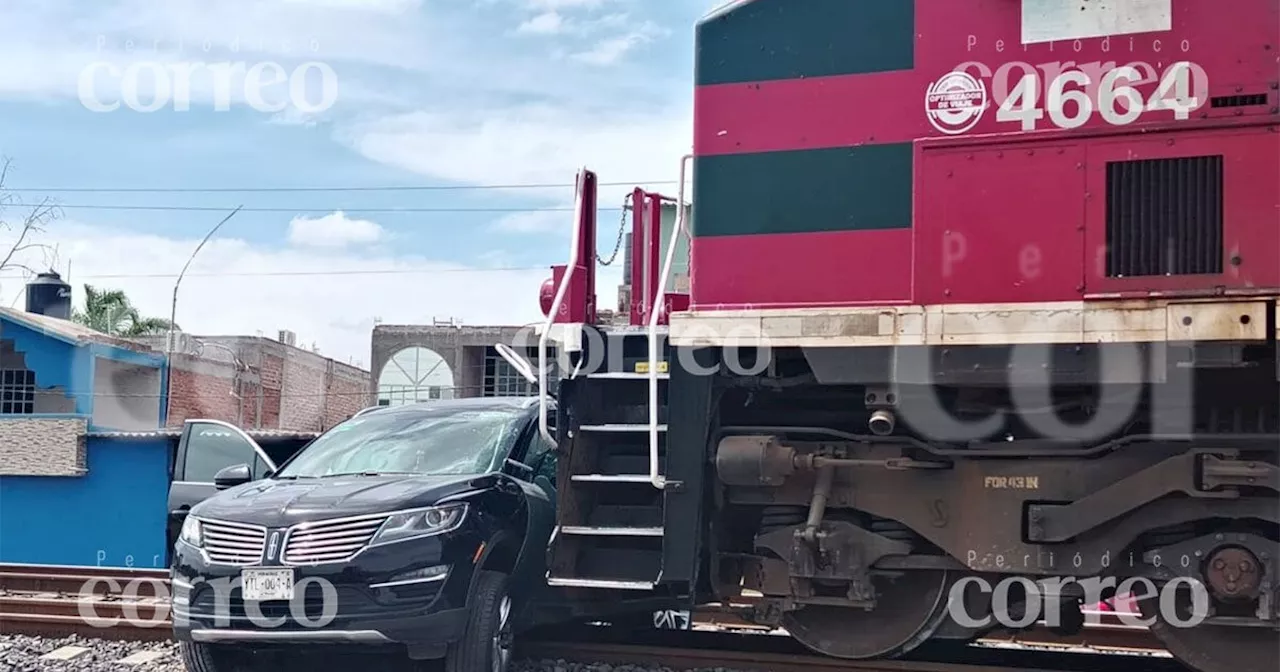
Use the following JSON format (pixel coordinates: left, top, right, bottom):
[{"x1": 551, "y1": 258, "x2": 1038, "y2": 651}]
[
  {"x1": 283, "y1": 515, "x2": 387, "y2": 564},
  {"x1": 201, "y1": 519, "x2": 266, "y2": 565}
]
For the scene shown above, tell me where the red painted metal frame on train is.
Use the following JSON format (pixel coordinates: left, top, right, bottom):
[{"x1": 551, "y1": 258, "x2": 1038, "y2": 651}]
[
  {"x1": 541, "y1": 171, "x2": 598, "y2": 324},
  {"x1": 630, "y1": 189, "x2": 688, "y2": 326},
  {"x1": 687, "y1": 0, "x2": 1279, "y2": 310},
  {"x1": 542, "y1": 180, "x2": 689, "y2": 327}
]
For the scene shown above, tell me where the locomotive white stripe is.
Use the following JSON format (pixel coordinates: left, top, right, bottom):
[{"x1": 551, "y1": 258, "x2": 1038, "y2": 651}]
[{"x1": 668, "y1": 298, "x2": 1272, "y2": 348}]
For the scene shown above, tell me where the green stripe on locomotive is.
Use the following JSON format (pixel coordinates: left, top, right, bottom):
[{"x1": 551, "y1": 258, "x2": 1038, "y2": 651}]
[
  {"x1": 695, "y1": 0, "x2": 915, "y2": 86},
  {"x1": 694, "y1": 0, "x2": 917, "y2": 237},
  {"x1": 691, "y1": 144, "x2": 913, "y2": 237}
]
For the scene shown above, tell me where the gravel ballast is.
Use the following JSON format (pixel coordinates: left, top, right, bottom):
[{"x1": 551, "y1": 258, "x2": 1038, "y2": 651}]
[
  {"x1": 0, "y1": 635, "x2": 749, "y2": 672},
  {"x1": 0, "y1": 635, "x2": 179, "y2": 672}
]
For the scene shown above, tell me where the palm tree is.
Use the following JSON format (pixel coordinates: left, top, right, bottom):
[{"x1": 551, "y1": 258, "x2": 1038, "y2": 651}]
[{"x1": 71, "y1": 284, "x2": 178, "y2": 336}]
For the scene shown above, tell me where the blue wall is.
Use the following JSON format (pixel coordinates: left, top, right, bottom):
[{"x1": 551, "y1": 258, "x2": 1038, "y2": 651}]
[
  {"x1": 0, "y1": 319, "x2": 91, "y2": 415},
  {"x1": 1, "y1": 317, "x2": 166, "y2": 425},
  {"x1": 0, "y1": 435, "x2": 173, "y2": 568}
]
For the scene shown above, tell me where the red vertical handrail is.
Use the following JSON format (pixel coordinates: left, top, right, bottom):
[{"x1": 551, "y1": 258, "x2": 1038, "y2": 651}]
[
  {"x1": 630, "y1": 188, "x2": 647, "y2": 326},
  {"x1": 630, "y1": 189, "x2": 677, "y2": 326}
]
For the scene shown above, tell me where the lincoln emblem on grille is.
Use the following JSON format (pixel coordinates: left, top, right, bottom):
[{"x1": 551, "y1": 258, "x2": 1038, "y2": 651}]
[{"x1": 267, "y1": 531, "x2": 280, "y2": 561}]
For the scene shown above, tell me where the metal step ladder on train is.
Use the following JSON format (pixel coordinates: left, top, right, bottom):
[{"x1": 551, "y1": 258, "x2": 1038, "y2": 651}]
[
  {"x1": 545, "y1": 327, "x2": 674, "y2": 590},
  {"x1": 523, "y1": 161, "x2": 696, "y2": 594}
]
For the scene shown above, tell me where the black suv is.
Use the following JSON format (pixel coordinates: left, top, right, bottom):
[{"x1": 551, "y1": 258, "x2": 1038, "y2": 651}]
[{"x1": 170, "y1": 397, "x2": 559, "y2": 672}]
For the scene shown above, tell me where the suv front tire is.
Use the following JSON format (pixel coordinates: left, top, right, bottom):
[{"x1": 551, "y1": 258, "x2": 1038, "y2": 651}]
[
  {"x1": 178, "y1": 641, "x2": 241, "y2": 672},
  {"x1": 446, "y1": 570, "x2": 513, "y2": 672}
]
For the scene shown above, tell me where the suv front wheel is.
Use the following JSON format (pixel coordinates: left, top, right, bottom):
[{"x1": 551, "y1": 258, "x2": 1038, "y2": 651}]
[
  {"x1": 178, "y1": 641, "x2": 242, "y2": 672},
  {"x1": 446, "y1": 570, "x2": 513, "y2": 672}
]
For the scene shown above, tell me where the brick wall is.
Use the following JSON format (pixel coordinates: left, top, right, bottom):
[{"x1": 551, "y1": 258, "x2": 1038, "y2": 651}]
[
  {"x1": 0, "y1": 417, "x2": 87, "y2": 476},
  {"x1": 259, "y1": 350, "x2": 285, "y2": 429},
  {"x1": 158, "y1": 335, "x2": 371, "y2": 432},
  {"x1": 324, "y1": 359, "x2": 371, "y2": 427},
  {"x1": 281, "y1": 350, "x2": 326, "y2": 430},
  {"x1": 165, "y1": 355, "x2": 247, "y2": 427}
]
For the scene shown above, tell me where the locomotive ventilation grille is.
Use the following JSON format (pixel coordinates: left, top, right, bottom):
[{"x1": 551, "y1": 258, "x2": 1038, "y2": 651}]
[
  {"x1": 283, "y1": 515, "x2": 388, "y2": 564},
  {"x1": 1105, "y1": 154, "x2": 1224, "y2": 278},
  {"x1": 201, "y1": 520, "x2": 267, "y2": 565}
]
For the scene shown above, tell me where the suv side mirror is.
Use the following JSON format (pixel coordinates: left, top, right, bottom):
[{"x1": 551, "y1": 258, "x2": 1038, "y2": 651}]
[{"x1": 214, "y1": 463, "x2": 253, "y2": 490}]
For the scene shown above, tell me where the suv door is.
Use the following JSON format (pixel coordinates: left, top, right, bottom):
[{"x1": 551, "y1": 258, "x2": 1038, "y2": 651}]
[
  {"x1": 165, "y1": 420, "x2": 276, "y2": 564},
  {"x1": 519, "y1": 409, "x2": 558, "y2": 502},
  {"x1": 502, "y1": 406, "x2": 558, "y2": 609}
]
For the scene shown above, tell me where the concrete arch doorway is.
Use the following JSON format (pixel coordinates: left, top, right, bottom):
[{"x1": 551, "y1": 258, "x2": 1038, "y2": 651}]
[{"x1": 376, "y1": 346, "x2": 455, "y2": 405}]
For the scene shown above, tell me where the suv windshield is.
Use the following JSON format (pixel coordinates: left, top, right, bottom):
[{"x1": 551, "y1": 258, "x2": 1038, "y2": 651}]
[{"x1": 274, "y1": 406, "x2": 527, "y2": 479}]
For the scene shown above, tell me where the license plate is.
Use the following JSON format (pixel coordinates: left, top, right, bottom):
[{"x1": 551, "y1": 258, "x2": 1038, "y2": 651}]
[{"x1": 241, "y1": 568, "x2": 294, "y2": 601}]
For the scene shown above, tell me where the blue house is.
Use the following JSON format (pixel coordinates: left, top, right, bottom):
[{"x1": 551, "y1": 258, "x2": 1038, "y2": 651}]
[
  {"x1": 0, "y1": 303, "x2": 169, "y2": 436},
  {"x1": 0, "y1": 283, "x2": 173, "y2": 568}
]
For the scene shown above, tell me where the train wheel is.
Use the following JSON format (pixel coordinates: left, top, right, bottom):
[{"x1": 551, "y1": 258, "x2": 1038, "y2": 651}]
[
  {"x1": 1143, "y1": 608, "x2": 1279, "y2": 672},
  {"x1": 1139, "y1": 574, "x2": 1279, "y2": 672},
  {"x1": 781, "y1": 570, "x2": 950, "y2": 659}
]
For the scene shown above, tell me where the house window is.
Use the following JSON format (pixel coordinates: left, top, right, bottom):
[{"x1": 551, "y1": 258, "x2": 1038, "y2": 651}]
[
  {"x1": 376, "y1": 346, "x2": 455, "y2": 406},
  {"x1": 0, "y1": 368, "x2": 36, "y2": 414},
  {"x1": 181, "y1": 421, "x2": 268, "y2": 482}
]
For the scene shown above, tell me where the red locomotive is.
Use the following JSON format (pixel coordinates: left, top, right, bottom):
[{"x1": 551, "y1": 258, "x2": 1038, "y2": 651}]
[{"x1": 527, "y1": 3, "x2": 1279, "y2": 672}]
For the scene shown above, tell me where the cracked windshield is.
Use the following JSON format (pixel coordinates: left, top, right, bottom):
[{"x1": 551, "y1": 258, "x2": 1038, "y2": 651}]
[{"x1": 0, "y1": 2, "x2": 1276, "y2": 672}]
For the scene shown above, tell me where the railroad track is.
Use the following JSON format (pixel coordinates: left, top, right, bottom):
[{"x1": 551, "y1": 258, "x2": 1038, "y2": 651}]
[
  {"x1": 0, "y1": 564, "x2": 172, "y2": 642},
  {"x1": 0, "y1": 563, "x2": 1160, "y2": 653},
  {"x1": 516, "y1": 641, "x2": 1174, "y2": 672},
  {"x1": 516, "y1": 628, "x2": 1177, "y2": 672}
]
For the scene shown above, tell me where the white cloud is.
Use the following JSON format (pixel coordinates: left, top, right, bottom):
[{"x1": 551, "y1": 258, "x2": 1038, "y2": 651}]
[
  {"x1": 575, "y1": 19, "x2": 666, "y2": 65},
  {"x1": 572, "y1": 29, "x2": 651, "y2": 65},
  {"x1": 268, "y1": 106, "x2": 322, "y2": 127},
  {"x1": 0, "y1": 0, "x2": 440, "y2": 104},
  {"x1": 0, "y1": 0, "x2": 677, "y2": 121},
  {"x1": 342, "y1": 100, "x2": 692, "y2": 208},
  {"x1": 287, "y1": 211, "x2": 386, "y2": 248},
  {"x1": 525, "y1": 0, "x2": 612, "y2": 10},
  {"x1": 280, "y1": 0, "x2": 423, "y2": 13},
  {"x1": 491, "y1": 210, "x2": 570, "y2": 234},
  {"x1": 516, "y1": 11, "x2": 567, "y2": 35},
  {"x1": 0, "y1": 220, "x2": 550, "y2": 364}
]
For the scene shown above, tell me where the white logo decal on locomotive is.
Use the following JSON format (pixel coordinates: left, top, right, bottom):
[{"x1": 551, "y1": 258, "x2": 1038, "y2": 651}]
[{"x1": 925, "y1": 71, "x2": 988, "y2": 135}]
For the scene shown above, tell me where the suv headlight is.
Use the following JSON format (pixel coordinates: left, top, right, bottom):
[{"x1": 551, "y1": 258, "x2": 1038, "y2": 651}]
[
  {"x1": 179, "y1": 516, "x2": 203, "y2": 547},
  {"x1": 370, "y1": 504, "x2": 467, "y2": 546}
]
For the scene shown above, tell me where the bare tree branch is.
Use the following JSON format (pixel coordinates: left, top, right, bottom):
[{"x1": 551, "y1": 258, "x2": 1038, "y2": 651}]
[
  {"x1": 5, "y1": 262, "x2": 41, "y2": 275},
  {"x1": 0, "y1": 159, "x2": 61, "y2": 286}
]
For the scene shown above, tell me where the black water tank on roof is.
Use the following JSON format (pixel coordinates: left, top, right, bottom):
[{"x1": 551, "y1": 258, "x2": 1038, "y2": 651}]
[{"x1": 26, "y1": 271, "x2": 72, "y2": 319}]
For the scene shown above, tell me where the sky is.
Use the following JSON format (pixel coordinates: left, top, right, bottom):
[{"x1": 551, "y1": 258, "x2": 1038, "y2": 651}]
[{"x1": 0, "y1": 0, "x2": 718, "y2": 369}]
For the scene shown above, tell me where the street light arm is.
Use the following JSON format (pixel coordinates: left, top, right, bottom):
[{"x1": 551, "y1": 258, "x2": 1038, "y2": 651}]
[
  {"x1": 169, "y1": 206, "x2": 243, "y2": 333},
  {"x1": 164, "y1": 206, "x2": 243, "y2": 427}
]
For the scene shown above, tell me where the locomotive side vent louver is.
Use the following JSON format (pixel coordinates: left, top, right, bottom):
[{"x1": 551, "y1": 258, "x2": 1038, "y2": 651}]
[
  {"x1": 1210, "y1": 93, "x2": 1268, "y2": 108},
  {"x1": 1105, "y1": 155, "x2": 1224, "y2": 278}
]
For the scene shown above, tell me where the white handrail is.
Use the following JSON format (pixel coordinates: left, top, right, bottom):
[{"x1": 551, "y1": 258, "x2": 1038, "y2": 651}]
[
  {"x1": 494, "y1": 343, "x2": 538, "y2": 385},
  {"x1": 648, "y1": 154, "x2": 693, "y2": 489},
  {"x1": 538, "y1": 168, "x2": 587, "y2": 450}
]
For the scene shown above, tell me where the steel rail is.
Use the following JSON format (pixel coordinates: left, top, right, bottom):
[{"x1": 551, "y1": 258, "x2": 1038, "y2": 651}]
[
  {"x1": 514, "y1": 640, "x2": 1169, "y2": 672},
  {"x1": 0, "y1": 564, "x2": 1162, "y2": 654}
]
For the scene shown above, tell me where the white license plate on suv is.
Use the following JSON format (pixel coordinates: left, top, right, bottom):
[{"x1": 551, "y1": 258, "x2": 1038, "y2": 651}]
[{"x1": 241, "y1": 568, "x2": 295, "y2": 601}]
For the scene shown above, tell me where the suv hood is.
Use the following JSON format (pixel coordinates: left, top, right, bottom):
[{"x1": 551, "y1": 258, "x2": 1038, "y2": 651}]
[{"x1": 191, "y1": 473, "x2": 495, "y2": 528}]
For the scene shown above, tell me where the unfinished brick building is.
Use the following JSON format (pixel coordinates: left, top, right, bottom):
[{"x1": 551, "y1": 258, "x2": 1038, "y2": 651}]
[{"x1": 134, "y1": 330, "x2": 371, "y2": 432}]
